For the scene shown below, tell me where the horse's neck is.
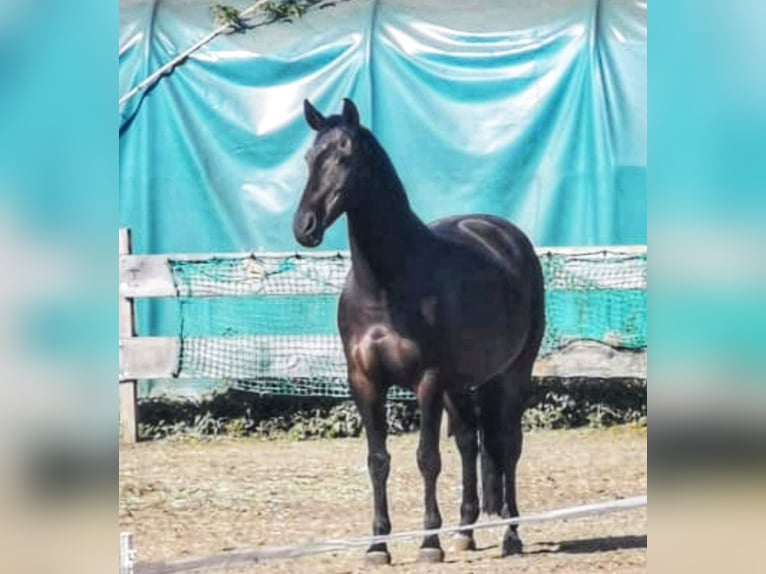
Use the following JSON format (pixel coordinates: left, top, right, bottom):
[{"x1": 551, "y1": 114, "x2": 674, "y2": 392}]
[{"x1": 347, "y1": 189, "x2": 434, "y2": 292}]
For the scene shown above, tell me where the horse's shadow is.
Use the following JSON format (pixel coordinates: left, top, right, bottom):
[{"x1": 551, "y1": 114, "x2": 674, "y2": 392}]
[
  {"x1": 444, "y1": 534, "x2": 646, "y2": 565},
  {"x1": 526, "y1": 534, "x2": 647, "y2": 555}
]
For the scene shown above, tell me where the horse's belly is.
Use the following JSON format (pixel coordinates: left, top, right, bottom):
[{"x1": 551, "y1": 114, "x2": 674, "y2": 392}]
[
  {"x1": 443, "y1": 326, "x2": 527, "y2": 384},
  {"x1": 438, "y1": 271, "x2": 531, "y2": 382}
]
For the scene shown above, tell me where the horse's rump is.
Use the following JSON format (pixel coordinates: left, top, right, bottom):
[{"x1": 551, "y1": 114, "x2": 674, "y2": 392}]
[{"x1": 429, "y1": 214, "x2": 540, "y2": 280}]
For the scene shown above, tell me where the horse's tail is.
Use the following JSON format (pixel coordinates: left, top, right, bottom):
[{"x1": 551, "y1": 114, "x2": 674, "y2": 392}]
[{"x1": 476, "y1": 375, "x2": 505, "y2": 516}]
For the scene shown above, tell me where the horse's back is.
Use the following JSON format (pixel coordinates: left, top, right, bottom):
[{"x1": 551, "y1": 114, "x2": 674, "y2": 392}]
[{"x1": 428, "y1": 214, "x2": 541, "y2": 283}]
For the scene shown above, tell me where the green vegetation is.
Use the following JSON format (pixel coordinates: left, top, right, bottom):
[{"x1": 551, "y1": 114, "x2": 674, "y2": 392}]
[
  {"x1": 137, "y1": 378, "x2": 646, "y2": 441},
  {"x1": 210, "y1": 1, "x2": 348, "y2": 31}
]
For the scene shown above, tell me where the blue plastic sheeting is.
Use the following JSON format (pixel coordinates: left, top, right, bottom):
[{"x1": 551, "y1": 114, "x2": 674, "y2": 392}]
[
  {"x1": 120, "y1": 0, "x2": 645, "y2": 252},
  {"x1": 119, "y1": 0, "x2": 645, "y2": 338}
]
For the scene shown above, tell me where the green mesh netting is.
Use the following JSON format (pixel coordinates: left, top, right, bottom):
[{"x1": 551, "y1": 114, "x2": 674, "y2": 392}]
[{"x1": 169, "y1": 249, "x2": 646, "y2": 398}]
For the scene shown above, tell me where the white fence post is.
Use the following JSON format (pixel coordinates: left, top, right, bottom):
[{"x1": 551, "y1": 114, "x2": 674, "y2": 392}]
[
  {"x1": 119, "y1": 531, "x2": 135, "y2": 574},
  {"x1": 119, "y1": 228, "x2": 138, "y2": 443}
]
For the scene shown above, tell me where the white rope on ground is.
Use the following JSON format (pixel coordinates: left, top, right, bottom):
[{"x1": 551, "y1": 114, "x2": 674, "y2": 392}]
[
  {"x1": 119, "y1": 0, "x2": 271, "y2": 108},
  {"x1": 127, "y1": 494, "x2": 646, "y2": 574}
]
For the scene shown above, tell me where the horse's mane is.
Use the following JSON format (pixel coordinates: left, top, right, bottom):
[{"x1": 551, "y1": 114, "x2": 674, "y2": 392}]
[{"x1": 354, "y1": 127, "x2": 410, "y2": 209}]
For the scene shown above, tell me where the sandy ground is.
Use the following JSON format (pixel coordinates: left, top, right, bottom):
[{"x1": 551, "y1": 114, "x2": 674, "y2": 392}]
[{"x1": 119, "y1": 426, "x2": 646, "y2": 573}]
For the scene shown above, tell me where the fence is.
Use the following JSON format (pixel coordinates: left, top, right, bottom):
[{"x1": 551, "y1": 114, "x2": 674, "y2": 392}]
[{"x1": 119, "y1": 228, "x2": 647, "y2": 442}]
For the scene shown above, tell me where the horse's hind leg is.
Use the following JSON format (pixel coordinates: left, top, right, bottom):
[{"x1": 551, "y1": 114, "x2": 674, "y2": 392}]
[
  {"x1": 499, "y1": 366, "x2": 532, "y2": 556},
  {"x1": 446, "y1": 391, "x2": 479, "y2": 552},
  {"x1": 478, "y1": 375, "x2": 505, "y2": 516},
  {"x1": 500, "y1": 403, "x2": 524, "y2": 555},
  {"x1": 350, "y1": 371, "x2": 392, "y2": 565},
  {"x1": 415, "y1": 370, "x2": 445, "y2": 563}
]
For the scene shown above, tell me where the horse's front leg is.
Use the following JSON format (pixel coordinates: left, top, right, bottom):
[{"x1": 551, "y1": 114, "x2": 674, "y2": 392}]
[
  {"x1": 416, "y1": 370, "x2": 445, "y2": 562},
  {"x1": 350, "y1": 370, "x2": 392, "y2": 565}
]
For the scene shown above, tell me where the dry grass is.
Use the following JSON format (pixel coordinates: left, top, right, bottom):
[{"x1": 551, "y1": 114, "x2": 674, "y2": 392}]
[{"x1": 120, "y1": 425, "x2": 646, "y2": 573}]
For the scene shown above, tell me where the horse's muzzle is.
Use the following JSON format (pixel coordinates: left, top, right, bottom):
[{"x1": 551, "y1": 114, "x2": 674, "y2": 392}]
[{"x1": 293, "y1": 209, "x2": 323, "y2": 247}]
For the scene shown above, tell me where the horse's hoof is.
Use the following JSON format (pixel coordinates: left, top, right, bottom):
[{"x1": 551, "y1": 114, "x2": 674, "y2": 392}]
[
  {"x1": 450, "y1": 533, "x2": 476, "y2": 552},
  {"x1": 417, "y1": 547, "x2": 445, "y2": 563},
  {"x1": 501, "y1": 532, "x2": 523, "y2": 556},
  {"x1": 364, "y1": 550, "x2": 391, "y2": 566}
]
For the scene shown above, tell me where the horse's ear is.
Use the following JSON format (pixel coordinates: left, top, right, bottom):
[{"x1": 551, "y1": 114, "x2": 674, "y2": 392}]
[
  {"x1": 304, "y1": 99, "x2": 325, "y2": 131},
  {"x1": 342, "y1": 98, "x2": 359, "y2": 128}
]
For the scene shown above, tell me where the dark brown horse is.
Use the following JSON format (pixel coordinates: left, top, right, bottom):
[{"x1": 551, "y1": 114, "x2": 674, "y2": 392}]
[{"x1": 293, "y1": 99, "x2": 545, "y2": 564}]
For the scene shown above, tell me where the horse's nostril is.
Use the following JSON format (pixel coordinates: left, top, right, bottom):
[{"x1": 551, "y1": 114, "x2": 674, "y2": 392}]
[{"x1": 302, "y1": 213, "x2": 317, "y2": 236}]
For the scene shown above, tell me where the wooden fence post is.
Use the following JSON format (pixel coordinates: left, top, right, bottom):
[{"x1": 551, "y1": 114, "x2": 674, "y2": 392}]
[{"x1": 119, "y1": 228, "x2": 138, "y2": 443}]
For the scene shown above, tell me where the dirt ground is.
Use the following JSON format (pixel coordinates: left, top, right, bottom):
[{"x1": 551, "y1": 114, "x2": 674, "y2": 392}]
[{"x1": 119, "y1": 426, "x2": 646, "y2": 573}]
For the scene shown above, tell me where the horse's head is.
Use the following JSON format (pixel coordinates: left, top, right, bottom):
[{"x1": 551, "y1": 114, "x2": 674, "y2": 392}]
[{"x1": 293, "y1": 98, "x2": 362, "y2": 248}]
